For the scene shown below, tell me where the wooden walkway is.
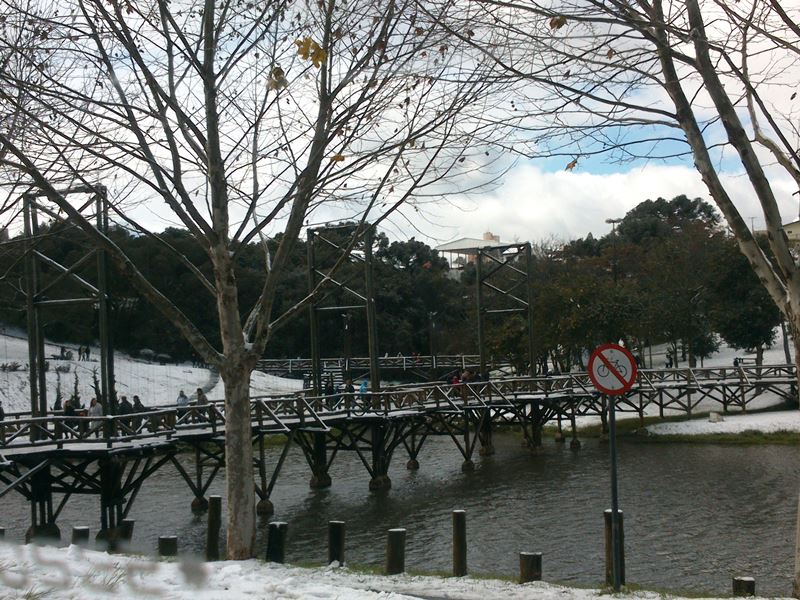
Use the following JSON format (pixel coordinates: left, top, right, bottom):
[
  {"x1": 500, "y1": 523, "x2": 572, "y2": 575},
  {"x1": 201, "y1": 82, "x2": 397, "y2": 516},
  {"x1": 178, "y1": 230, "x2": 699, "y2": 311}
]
[
  {"x1": 0, "y1": 364, "x2": 795, "y2": 541},
  {"x1": 255, "y1": 353, "x2": 511, "y2": 375}
]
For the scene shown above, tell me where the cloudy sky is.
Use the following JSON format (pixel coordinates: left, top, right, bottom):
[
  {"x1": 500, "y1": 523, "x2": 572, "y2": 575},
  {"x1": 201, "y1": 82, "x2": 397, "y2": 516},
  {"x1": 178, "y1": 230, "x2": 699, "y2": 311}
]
[{"x1": 374, "y1": 158, "x2": 800, "y2": 249}]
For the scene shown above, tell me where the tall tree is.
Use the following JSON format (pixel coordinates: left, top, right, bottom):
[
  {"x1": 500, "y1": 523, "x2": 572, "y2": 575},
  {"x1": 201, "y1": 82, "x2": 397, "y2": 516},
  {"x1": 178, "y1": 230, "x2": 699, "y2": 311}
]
[
  {"x1": 0, "y1": 0, "x2": 507, "y2": 557},
  {"x1": 453, "y1": 0, "x2": 800, "y2": 381}
]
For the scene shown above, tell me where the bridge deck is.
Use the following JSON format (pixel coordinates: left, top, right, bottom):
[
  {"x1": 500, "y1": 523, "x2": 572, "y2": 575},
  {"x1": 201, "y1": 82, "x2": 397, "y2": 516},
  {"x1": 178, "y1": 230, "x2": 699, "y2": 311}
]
[{"x1": 1, "y1": 364, "x2": 794, "y2": 465}]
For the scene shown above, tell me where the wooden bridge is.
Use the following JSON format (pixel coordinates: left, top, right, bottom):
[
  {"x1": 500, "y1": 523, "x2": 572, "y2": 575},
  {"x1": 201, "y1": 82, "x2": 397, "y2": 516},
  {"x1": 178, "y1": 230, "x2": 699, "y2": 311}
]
[
  {"x1": 0, "y1": 364, "x2": 795, "y2": 543},
  {"x1": 256, "y1": 354, "x2": 514, "y2": 377}
]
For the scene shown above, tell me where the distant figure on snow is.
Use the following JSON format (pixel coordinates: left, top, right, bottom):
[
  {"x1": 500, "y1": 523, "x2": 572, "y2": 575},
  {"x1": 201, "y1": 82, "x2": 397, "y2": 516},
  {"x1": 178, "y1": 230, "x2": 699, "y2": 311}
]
[{"x1": 0, "y1": 400, "x2": 4, "y2": 421}]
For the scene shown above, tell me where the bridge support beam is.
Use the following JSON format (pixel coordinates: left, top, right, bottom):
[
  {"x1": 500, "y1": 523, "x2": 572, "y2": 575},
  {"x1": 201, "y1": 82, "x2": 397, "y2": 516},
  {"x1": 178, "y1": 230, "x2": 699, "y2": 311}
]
[
  {"x1": 25, "y1": 464, "x2": 60, "y2": 543},
  {"x1": 554, "y1": 412, "x2": 566, "y2": 443},
  {"x1": 310, "y1": 432, "x2": 332, "y2": 489},
  {"x1": 402, "y1": 422, "x2": 428, "y2": 470},
  {"x1": 478, "y1": 409, "x2": 495, "y2": 456},
  {"x1": 96, "y1": 457, "x2": 125, "y2": 545},
  {"x1": 570, "y1": 407, "x2": 581, "y2": 450},
  {"x1": 369, "y1": 423, "x2": 392, "y2": 491}
]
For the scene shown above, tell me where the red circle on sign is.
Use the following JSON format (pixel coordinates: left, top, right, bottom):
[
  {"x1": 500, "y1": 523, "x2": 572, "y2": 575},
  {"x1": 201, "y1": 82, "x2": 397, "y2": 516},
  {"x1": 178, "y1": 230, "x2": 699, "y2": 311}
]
[{"x1": 588, "y1": 343, "x2": 638, "y2": 395}]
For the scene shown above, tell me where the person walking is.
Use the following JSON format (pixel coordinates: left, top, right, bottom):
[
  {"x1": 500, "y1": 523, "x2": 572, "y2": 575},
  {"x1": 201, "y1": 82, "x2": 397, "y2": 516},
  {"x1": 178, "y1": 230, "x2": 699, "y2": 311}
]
[
  {"x1": 176, "y1": 389, "x2": 189, "y2": 420},
  {"x1": 343, "y1": 378, "x2": 354, "y2": 411},
  {"x1": 131, "y1": 396, "x2": 146, "y2": 431},
  {"x1": 118, "y1": 396, "x2": 133, "y2": 431},
  {"x1": 195, "y1": 388, "x2": 209, "y2": 422},
  {"x1": 87, "y1": 398, "x2": 104, "y2": 438}
]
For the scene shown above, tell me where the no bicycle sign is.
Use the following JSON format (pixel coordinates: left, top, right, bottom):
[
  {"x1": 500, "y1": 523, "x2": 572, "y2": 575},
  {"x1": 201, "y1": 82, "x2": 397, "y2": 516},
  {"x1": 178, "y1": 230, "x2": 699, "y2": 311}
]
[{"x1": 588, "y1": 343, "x2": 637, "y2": 396}]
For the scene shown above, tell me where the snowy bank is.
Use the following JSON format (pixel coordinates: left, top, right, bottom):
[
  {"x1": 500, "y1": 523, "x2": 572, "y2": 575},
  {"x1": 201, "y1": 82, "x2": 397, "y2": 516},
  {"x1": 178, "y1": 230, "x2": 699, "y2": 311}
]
[
  {"x1": 646, "y1": 410, "x2": 800, "y2": 436},
  {"x1": 0, "y1": 543, "x2": 788, "y2": 600}
]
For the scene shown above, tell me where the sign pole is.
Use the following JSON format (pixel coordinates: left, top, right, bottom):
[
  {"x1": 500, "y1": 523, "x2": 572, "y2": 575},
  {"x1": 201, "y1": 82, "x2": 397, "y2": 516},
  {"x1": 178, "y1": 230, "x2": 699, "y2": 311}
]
[
  {"x1": 608, "y1": 392, "x2": 622, "y2": 592},
  {"x1": 587, "y1": 342, "x2": 635, "y2": 594}
]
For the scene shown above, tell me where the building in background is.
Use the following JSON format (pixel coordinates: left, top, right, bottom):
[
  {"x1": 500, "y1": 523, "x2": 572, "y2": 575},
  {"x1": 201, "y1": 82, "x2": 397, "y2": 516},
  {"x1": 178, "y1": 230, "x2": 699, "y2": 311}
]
[{"x1": 436, "y1": 231, "x2": 505, "y2": 278}]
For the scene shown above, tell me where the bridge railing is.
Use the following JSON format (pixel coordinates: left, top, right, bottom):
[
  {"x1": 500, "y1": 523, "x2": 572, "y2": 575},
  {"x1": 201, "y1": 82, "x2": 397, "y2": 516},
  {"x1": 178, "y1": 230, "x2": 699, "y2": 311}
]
[{"x1": 0, "y1": 409, "x2": 180, "y2": 450}]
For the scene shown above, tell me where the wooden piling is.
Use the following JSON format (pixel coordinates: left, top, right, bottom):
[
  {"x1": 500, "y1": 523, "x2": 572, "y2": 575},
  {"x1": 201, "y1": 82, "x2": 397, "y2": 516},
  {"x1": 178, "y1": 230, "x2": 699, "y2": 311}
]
[
  {"x1": 71, "y1": 526, "x2": 90, "y2": 546},
  {"x1": 120, "y1": 519, "x2": 135, "y2": 541},
  {"x1": 604, "y1": 509, "x2": 625, "y2": 586},
  {"x1": 158, "y1": 535, "x2": 178, "y2": 557},
  {"x1": 452, "y1": 510, "x2": 467, "y2": 576},
  {"x1": 733, "y1": 577, "x2": 755, "y2": 596},
  {"x1": 206, "y1": 495, "x2": 222, "y2": 561},
  {"x1": 266, "y1": 522, "x2": 288, "y2": 563},
  {"x1": 386, "y1": 528, "x2": 406, "y2": 575},
  {"x1": 519, "y1": 552, "x2": 542, "y2": 583},
  {"x1": 328, "y1": 521, "x2": 346, "y2": 566}
]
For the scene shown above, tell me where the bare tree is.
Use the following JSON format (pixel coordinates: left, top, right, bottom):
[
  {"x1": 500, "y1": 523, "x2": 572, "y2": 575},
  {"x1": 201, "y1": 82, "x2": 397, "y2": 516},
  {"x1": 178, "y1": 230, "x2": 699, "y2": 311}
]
[
  {"x1": 0, "y1": 0, "x2": 509, "y2": 557},
  {"x1": 451, "y1": 1, "x2": 800, "y2": 371},
  {"x1": 450, "y1": 0, "x2": 800, "y2": 592}
]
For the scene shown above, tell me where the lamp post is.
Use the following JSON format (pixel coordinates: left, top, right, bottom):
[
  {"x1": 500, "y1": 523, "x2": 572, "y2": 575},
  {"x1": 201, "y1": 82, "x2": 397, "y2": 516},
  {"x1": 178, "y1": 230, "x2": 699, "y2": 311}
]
[{"x1": 605, "y1": 218, "x2": 622, "y2": 285}]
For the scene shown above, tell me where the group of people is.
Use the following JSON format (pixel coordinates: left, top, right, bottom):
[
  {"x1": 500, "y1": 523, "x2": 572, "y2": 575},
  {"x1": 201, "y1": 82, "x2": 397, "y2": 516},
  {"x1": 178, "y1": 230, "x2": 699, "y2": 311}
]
[
  {"x1": 75, "y1": 346, "x2": 92, "y2": 361},
  {"x1": 448, "y1": 369, "x2": 482, "y2": 385},
  {"x1": 175, "y1": 388, "x2": 210, "y2": 422}
]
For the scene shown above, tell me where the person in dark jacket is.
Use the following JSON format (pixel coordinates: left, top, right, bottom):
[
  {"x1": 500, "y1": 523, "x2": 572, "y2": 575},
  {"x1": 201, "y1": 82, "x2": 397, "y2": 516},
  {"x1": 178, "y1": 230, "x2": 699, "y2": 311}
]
[{"x1": 118, "y1": 396, "x2": 133, "y2": 431}]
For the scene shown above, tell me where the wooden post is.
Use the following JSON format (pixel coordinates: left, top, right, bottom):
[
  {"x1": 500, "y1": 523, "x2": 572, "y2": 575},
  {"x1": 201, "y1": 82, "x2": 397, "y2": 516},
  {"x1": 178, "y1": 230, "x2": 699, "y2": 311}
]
[
  {"x1": 386, "y1": 528, "x2": 406, "y2": 575},
  {"x1": 206, "y1": 495, "x2": 222, "y2": 561},
  {"x1": 71, "y1": 526, "x2": 90, "y2": 546},
  {"x1": 452, "y1": 510, "x2": 467, "y2": 576},
  {"x1": 328, "y1": 521, "x2": 346, "y2": 566},
  {"x1": 0, "y1": 527, "x2": 4, "y2": 539},
  {"x1": 519, "y1": 552, "x2": 542, "y2": 583},
  {"x1": 604, "y1": 509, "x2": 625, "y2": 586},
  {"x1": 732, "y1": 577, "x2": 755, "y2": 596},
  {"x1": 120, "y1": 519, "x2": 134, "y2": 541},
  {"x1": 266, "y1": 522, "x2": 288, "y2": 563},
  {"x1": 158, "y1": 536, "x2": 178, "y2": 557}
]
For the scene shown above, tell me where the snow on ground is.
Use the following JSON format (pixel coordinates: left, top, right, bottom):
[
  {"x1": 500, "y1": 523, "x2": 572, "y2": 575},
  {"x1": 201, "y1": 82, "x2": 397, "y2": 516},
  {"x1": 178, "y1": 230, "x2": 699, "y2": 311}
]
[
  {"x1": 0, "y1": 328, "x2": 302, "y2": 414},
  {"x1": 646, "y1": 410, "x2": 800, "y2": 436},
  {"x1": 0, "y1": 543, "x2": 787, "y2": 600}
]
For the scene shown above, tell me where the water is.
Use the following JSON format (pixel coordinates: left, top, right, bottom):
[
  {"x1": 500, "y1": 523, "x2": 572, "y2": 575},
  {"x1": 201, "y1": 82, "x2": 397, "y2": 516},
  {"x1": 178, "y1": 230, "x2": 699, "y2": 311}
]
[{"x1": 1, "y1": 435, "x2": 798, "y2": 596}]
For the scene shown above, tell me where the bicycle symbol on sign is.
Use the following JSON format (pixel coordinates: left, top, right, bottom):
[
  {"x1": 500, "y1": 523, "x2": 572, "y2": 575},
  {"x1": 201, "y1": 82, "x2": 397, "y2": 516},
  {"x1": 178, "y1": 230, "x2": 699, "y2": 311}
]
[{"x1": 597, "y1": 358, "x2": 627, "y2": 379}]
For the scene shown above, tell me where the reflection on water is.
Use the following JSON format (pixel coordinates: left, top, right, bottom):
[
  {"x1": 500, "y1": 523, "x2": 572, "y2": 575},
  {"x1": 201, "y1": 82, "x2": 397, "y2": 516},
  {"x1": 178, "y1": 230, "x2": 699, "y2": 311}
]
[{"x1": 1, "y1": 435, "x2": 797, "y2": 595}]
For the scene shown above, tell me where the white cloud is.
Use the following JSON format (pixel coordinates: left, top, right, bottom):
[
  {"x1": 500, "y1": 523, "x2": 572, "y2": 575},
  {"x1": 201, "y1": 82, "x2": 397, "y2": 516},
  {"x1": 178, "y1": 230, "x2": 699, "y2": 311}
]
[{"x1": 402, "y1": 162, "x2": 800, "y2": 246}]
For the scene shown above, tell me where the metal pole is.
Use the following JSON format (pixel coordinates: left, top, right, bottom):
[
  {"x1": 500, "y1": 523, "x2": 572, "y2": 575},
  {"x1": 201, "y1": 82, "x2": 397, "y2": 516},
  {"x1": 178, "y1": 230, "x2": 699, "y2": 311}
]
[
  {"x1": 608, "y1": 393, "x2": 622, "y2": 592},
  {"x1": 525, "y1": 243, "x2": 536, "y2": 376},
  {"x1": 307, "y1": 230, "x2": 321, "y2": 395},
  {"x1": 29, "y1": 201, "x2": 48, "y2": 417},
  {"x1": 96, "y1": 192, "x2": 115, "y2": 413},
  {"x1": 476, "y1": 249, "x2": 486, "y2": 378},
  {"x1": 23, "y1": 196, "x2": 41, "y2": 419},
  {"x1": 364, "y1": 226, "x2": 380, "y2": 392}
]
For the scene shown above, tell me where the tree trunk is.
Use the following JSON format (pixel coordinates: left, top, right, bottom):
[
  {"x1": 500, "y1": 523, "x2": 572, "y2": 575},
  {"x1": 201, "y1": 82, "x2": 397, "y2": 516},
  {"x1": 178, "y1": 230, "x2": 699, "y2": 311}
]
[
  {"x1": 756, "y1": 345, "x2": 764, "y2": 367},
  {"x1": 222, "y1": 364, "x2": 255, "y2": 559}
]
